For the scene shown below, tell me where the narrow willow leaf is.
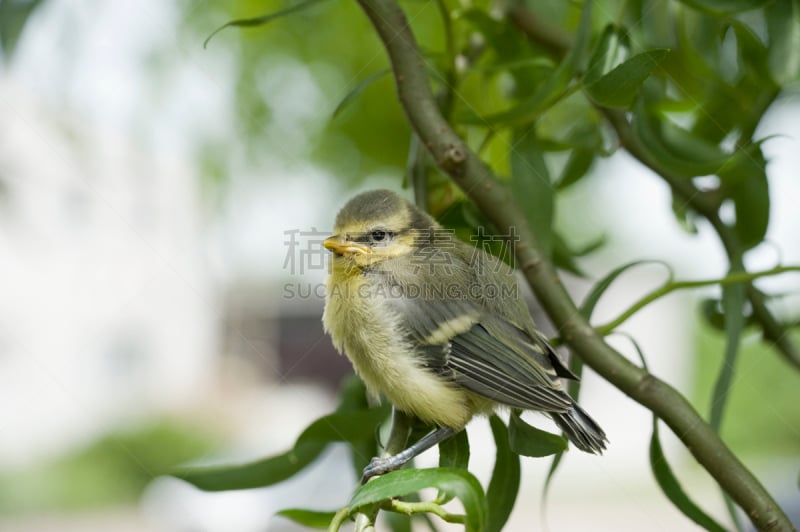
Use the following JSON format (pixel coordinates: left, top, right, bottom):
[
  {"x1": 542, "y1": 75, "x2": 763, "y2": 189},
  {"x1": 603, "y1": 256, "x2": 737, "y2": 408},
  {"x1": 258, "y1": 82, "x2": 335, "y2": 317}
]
[
  {"x1": 174, "y1": 441, "x2": 326, "y2": 491},
  {"x1": 349, "y1": 468, "x2": 488, "y2": 532},
  {"x1": 460, "y1": 9, "x2": 523, "y2": 59},
  {"x1": 436, "y1": 428, "x2": 470, "y2": 504},
  {"x1": 659, "y1": 118, "x2": 732, "y2": 169},
  {"x1": 671, "y1": 193, "x2": 699, "y2": 235},
  {"x1": 659, "y1": 424, "x2": 732, "y2": 530},
  {"x1": 276, "y1": 508, "x2": 337, "y2": 529},
  {"x1": 332, "y1": 69, "x2": 391, "y2": 118},
  {"x1": 766, "y1": 0, "x2": 800, "y2": 84},
  {"x1": 584, "y1": 24, "x2": 631, "y2": 86},
  {"x1": 551, "y1": 232, "x2": 606, "y2": 278},
  {"x1": 585, "y1": 49, "x2": 670, "y2": 109},
  {"x1": 486, "y1": 416, "x2": 520, "y2": 532},
  {"x1": 552, "y1": 233, "x2": 586, "y2": 277},
  {"x1": 579, "y1": 260, "x2": 673, "y2": 320},
  {"x1": 709, "y1": 282, "x2": 746, "y2": 430},
  {"x1": 438, "y1": 428, "x2": 470, "y2": 469},
  {"x1": 719, "y1": 147, "x2": 769, "y2": 251},
  {"x1": 556, "y1": 149, "x2": 594, "y2": 190},
  {"x1": 295, "y1": 408, "x2": 390, "y2": 446},
  {"x1": 633, "y1": 97, "x2": 735, "y2": 178},
  {"x1": 176, "y1": 406, "x2": 389, "y2": 491},
  {"x1": 510, "y1": 127, "x2": 554, "y2": 255},
  {"x1": 508, "y1": 411, "x2": 567, "y2": 457},
  {"x1": 336, "y1": 375, "x2": 370, "y2": 413},
  {"x1": 203, "y1": 0, "x2": 329, "y2": 48},
  {"x1": 728, "y1": 20, "x2": 773, "y2": 83},
  {"x1": 619, "y1": 334, "x2": 728, "y2": 532},
  {"x1": 334, "y1": 376, "x2": 384, "y2": 479}
]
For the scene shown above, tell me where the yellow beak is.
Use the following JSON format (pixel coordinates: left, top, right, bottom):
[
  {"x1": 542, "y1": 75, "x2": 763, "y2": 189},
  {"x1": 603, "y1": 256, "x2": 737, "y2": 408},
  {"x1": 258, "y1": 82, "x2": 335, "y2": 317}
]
[{"x1": 324, "y1": 235, "x2": 371, "y2": 256}]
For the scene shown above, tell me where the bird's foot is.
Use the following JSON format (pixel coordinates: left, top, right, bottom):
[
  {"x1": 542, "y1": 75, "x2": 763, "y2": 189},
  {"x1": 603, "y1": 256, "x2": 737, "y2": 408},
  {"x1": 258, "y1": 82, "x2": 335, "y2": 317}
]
[{"x1": 361, "y1": 455, "x2": 401, "y2": 484}]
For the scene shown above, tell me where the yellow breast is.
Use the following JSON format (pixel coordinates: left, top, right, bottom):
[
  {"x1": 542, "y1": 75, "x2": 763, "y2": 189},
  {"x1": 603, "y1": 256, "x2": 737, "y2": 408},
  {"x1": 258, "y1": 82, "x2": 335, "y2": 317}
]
[{"x1": 322, "y1": 267, "x2": 474, "y2": 429}]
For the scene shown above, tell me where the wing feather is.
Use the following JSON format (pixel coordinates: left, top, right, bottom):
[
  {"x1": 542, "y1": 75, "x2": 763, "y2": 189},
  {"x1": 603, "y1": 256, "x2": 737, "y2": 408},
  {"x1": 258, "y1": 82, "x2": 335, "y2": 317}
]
[{"x1": 375, "y1": 267, "x2": 576, "y2": 414}]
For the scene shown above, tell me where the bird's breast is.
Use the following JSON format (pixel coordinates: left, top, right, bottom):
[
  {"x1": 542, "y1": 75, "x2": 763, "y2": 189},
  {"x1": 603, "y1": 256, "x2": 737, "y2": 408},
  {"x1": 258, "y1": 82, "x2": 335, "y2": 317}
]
[{"x1": 322, "y1": 272, "x2": 473, "y2": 428}]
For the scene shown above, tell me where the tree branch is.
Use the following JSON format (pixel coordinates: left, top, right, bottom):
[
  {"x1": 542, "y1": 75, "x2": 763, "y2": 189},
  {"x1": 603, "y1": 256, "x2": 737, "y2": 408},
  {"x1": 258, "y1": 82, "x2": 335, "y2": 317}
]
[{"x1": 354, "y1": 0, "x2": 793, "y2": 530}]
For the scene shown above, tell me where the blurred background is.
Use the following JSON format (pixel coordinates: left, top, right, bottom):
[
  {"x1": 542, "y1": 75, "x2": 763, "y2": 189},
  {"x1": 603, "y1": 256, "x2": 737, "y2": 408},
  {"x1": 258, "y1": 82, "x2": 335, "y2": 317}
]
[{"x1": 0, "y1": 0, "x2": 798, "y2": 530}]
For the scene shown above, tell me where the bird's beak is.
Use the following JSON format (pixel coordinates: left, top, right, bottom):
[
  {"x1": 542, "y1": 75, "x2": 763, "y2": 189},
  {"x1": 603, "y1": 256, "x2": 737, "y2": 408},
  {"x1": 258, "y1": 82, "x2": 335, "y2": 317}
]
[{"x1": 324, "y1": 235, "x2": 371, "y2": 256}]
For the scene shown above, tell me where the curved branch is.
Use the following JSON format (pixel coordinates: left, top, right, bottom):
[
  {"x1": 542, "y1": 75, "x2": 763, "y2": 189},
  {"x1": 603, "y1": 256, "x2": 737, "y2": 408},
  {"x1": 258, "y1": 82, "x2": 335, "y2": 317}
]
[{"x1": 354, "y1": 0, "x2": 793, "y2": 530}]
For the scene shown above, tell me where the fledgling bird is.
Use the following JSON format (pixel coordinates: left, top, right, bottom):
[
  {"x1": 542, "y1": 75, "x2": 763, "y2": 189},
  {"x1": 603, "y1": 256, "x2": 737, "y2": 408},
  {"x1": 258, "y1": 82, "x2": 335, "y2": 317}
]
[{"x1": 322, "y1": 189, "x2": 606, "y2": 481}]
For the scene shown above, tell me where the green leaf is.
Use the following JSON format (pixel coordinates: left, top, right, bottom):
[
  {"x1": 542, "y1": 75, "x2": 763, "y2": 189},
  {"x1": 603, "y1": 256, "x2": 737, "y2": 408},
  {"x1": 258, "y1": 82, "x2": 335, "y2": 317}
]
[
  {"x1": 510, "y1": 127, "x2": 554, "y2": 256},
  {"x1": 461, "y1": 0, "x2": 593, "y2": 126},
  {"x1": 556, "y1": 149, "x2": 594, "y2": 190},
  {"x1": 766, "y1": 0, "x2": 800, "y2": 84},
  {"x1": 579, "y1": 260, "x2": 673, "y2": 320},
  {"x1": 618, "y1": 335, "x2": 727, "y2": 532},
  {"x1": 174, "y1": 441, "x2": 325, "y2": 491},
  {"x1": 633, "y1": 97, "x2": 733, "y2": 178},
  {"x1": 332, "y1": 69, "x2": 391, "y2": 118},
  {"x1": 584, "y1": 25, "x2": 631, "y2": 86},
  {"x1": 176, "y1": 406, "x2": 389, "y2": 491},
  {"x1": 349, "y1": 468, "x2": 488, "y2": 532},
  {"x1": 674, "y1": 0, "x2": 773, "y2": 14},
  {"x1": 336, "y1": 375, "x2": 371, "y2": 413},
  {"x1": 438, "y1": 428, "x2": 470, "y2": 470},
  {"x1": 203, "y1": 0, "x2": 329, "y2": 48},
  {"x1": 708, "y1": 278, "x2": 748, "y2": 530},
  {"x1": 585, "y1": 49, "x2": 670, "y2": 109},
  {"x1": 709, "y1": 282, "x2": 746, "y2": 430},
  {"x1": 436, "y1": 428, "x2": 470, "y2": 504},
  {"x1": 334, "y1": 376, "x2": 385, "y2": 479},
  {"x1": 719, "y1": 147, "x2": 769, "y2": 251},
  {"x1": 671, "y1": 194, "x2": 699, "y2": 235},
  {"x1": 508, "y1": 411, "x2": 567, "y2": 457},
  {"x1": 460, "y1": 9, "x2": 529, "y2": 62},
  {"x1": 295, "y1": 409, "x2": 390, "y2": 447},
  {"x1": 486, "y1": 416, "x2": 520, "y2": 532},
  {"x1": 276, "y1": 508, "x2": 337, "y2": 529},
  {"x1": 551, "y1": 232, "x2": 606, "y2": 278},
  {"x1": 0, "y1": 0, "x2": 44, "y2": 57},
  {"x1": 728, "y1": 21, "x2": 773, "y2": 83}
]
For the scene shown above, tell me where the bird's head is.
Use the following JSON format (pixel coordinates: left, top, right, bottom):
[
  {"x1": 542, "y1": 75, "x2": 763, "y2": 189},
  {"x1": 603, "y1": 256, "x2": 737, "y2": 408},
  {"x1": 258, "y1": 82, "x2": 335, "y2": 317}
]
[{"x1": 324, "y1": 189, "x2": 438, "y2": 271}]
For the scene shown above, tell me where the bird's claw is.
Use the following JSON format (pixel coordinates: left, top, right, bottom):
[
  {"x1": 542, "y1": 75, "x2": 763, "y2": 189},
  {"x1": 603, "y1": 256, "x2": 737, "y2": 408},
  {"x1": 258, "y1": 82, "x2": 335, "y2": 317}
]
[{"x1": 361, "y1": 456, "x2": 398, "y2": 484}]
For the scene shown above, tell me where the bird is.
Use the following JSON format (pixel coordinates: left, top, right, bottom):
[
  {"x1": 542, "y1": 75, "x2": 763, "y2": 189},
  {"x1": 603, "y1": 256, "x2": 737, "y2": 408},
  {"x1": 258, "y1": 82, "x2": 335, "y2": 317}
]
[{"x1": 322, "y1": 189, "x2": 606, "y2": 482}]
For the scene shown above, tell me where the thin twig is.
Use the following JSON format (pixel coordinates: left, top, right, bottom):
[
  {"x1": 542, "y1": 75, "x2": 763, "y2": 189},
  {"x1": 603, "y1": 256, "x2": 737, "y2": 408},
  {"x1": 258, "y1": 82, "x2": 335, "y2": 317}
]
[{"x1": 595, "y1": 265, "x2": 800, "y2": 335}]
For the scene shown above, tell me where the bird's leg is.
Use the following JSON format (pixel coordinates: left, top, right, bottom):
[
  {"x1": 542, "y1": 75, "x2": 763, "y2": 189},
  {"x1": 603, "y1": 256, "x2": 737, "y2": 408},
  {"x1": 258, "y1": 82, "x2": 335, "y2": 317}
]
[{"x1": 361, "y1": 422, "x2": 456, "y2": 484}]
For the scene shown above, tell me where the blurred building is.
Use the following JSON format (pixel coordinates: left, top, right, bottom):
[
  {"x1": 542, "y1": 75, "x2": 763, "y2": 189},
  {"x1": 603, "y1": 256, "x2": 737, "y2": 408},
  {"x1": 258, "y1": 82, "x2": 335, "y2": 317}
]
[{"x1": 0, "y1": 77, "x2": 218, "y2": 467}]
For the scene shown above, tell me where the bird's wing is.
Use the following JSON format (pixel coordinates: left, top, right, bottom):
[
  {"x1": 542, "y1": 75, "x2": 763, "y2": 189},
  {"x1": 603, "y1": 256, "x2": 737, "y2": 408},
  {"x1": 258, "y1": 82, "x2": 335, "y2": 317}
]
[
  {"x1": 446, "y1": 317, "x2": 572, "y2": 411},
  {"x1": 391, "y1": 295, "x2": 574, "y2": 412}
]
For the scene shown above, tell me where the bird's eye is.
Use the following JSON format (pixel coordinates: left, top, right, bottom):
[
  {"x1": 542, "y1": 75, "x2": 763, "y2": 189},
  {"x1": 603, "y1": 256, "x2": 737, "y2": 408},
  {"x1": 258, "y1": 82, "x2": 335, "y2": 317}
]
[{"x1": 370, "y1": 230, "x2": 391, "y2": 242}]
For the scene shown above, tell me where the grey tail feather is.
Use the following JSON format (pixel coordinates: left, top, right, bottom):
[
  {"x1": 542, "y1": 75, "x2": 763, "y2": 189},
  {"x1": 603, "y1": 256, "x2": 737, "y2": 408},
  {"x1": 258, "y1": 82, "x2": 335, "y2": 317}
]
[{"x1": 551, "y1": 404, "x2": 608, "y2": 454}]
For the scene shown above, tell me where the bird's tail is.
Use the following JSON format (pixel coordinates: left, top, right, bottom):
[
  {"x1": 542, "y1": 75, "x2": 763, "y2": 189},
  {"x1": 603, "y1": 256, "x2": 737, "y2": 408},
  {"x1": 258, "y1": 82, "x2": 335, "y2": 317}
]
[{"x1": 551, "y1": 404, "x2": 607, "y2": 454}]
